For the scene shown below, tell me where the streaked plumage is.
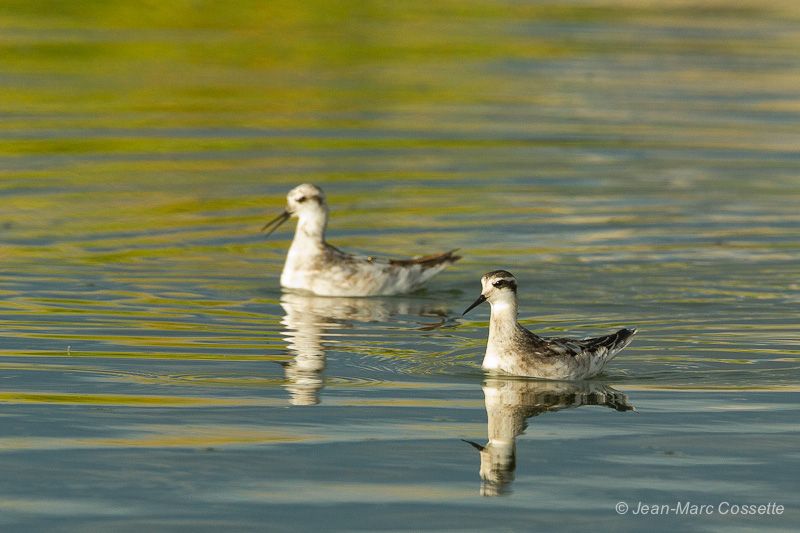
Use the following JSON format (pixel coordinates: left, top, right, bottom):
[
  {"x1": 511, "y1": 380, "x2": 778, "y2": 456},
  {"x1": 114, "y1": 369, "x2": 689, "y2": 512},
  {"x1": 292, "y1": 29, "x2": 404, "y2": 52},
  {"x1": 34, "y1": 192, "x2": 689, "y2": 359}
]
[
  {"x1": 264, "y1": 184, "x2": 460, "y2": 296},
  {"x1": 463, "y1": 270, "x2": 636, "y2": 380}
]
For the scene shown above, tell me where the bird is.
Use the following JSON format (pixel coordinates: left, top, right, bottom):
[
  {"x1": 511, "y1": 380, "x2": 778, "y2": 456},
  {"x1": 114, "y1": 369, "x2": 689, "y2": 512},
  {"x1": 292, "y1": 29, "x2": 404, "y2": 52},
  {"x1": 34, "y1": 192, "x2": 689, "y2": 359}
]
[
  {"x1": 462, "y1": 270, "x2": 636, "y2": 380},
  {"x1": 263, "y1": 184, "x2": 460, "y2": 296}
]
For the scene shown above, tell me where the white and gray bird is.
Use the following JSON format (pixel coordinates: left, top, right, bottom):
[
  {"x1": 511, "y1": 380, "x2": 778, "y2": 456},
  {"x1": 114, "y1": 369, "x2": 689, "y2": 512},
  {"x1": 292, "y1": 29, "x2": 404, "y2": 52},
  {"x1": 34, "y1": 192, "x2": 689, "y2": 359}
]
[
  {"x1": 463, "y1": 270, "x2": 636, "y2": 380},
  {"x1": 263, "y1": 184, "x2": 460, "y2": 296}
]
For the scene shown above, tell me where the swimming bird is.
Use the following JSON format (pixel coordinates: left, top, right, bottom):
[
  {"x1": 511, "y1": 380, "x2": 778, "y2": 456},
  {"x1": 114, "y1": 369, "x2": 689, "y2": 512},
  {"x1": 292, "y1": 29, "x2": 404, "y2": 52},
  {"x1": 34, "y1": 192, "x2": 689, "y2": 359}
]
[
  {"x1": 462, "y1": 270, "x2": 636, "y2": 380},
  {"x1": 263, "y1": 184, "x2": 460, "y2": 296}
]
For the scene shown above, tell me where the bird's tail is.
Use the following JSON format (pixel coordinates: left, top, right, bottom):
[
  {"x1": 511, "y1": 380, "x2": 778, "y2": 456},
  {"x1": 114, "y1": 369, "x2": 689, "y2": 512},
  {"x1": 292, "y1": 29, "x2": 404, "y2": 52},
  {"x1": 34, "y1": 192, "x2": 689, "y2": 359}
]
[
  {"x1": 389, "y1": 249, "x2": 461, "y2": 269},
  {"x1": 602, "y1": 327, "x2": 637, "y2": 360}
]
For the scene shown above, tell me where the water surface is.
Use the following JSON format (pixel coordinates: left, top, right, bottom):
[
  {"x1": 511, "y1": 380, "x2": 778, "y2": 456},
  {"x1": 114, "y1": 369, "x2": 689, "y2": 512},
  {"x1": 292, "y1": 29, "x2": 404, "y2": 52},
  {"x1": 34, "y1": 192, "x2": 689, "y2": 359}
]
[{"x1": 1, "y1": 1, "x2": 799, "y2": 531}]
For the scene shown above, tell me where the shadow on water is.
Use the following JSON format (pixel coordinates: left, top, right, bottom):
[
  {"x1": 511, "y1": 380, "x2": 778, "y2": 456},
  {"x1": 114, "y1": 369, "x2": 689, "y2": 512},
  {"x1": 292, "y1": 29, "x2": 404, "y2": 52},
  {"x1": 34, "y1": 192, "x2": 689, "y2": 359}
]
[
  {"x1": 278, "y1": 292, "x2": 454, "y2": 405},
  {"x1": 464, "y1": 378, "x2": 634, "y2": 497}
]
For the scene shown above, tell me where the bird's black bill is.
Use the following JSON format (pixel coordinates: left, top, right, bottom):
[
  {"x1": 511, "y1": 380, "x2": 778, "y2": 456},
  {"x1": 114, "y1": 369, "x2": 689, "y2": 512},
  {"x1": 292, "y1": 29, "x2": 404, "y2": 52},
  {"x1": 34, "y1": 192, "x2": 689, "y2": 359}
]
[
  {"x1": 462, "y1": 294, "x2": 487, "y2": 316},
  {"x1": 261, "y1": 211, "x2": 291, "y2": 237}
]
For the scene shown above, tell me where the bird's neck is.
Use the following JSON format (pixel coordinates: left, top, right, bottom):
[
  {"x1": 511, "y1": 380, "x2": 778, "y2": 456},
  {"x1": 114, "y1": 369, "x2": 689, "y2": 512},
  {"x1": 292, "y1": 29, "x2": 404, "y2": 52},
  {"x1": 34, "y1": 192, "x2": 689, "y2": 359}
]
[
  {"x1": 293, "y1": 209, "x2": 328, "y2": 246},
  {"x1": 488, "y1": 297, "x2": 519, "y2": 337}
]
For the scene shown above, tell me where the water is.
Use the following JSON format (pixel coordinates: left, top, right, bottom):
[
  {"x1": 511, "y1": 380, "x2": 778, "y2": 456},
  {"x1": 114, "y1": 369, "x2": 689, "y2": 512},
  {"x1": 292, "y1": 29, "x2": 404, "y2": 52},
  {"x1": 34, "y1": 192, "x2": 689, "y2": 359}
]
[{"x1": 2, "y1": 1, "x2": 800, "y2": 531}]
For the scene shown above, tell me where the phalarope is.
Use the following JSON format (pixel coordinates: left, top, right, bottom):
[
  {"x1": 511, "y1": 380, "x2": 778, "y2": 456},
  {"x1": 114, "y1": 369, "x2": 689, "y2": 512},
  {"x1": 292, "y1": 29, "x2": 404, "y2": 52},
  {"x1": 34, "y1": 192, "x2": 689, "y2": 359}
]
[
  {"x1": 462, "y1": 270, "x2": 636, "y2": 380},
  {"x1": 263, "y1": 184, "x2": 460, "y2": 296}
]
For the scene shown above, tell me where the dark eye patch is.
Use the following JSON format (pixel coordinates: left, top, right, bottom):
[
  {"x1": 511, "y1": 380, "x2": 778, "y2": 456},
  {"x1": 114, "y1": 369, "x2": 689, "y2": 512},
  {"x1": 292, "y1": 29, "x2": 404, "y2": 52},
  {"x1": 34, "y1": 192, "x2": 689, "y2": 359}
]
[
  {"x1": 297, "y1": 196, "x2": 307, "y2": 203},
  {"x1": 492, "y1": 279, "x2": 516, "y2": 290}
]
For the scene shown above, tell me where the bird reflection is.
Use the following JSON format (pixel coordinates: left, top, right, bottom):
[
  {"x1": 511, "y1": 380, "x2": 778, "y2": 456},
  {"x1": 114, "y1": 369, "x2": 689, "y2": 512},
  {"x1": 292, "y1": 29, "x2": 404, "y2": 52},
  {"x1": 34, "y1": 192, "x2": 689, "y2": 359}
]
[
  {"x1": 464, "y1": 379, "x2": 634, "y2": 497},
  {"x1": 279, "y1": 292, "x2": 450, "y2": 405}
]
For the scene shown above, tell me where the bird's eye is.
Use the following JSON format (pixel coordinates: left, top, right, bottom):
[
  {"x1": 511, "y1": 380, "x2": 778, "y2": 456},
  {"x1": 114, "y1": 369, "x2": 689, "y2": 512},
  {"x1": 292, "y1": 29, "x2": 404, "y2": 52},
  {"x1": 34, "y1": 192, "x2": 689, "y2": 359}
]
[
  {"x1": 493, "y1": 280, "x2": 505, "y2": 288},
  {"x1": 297, "y1": 196, "x2": 307, "y2": 203}
]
